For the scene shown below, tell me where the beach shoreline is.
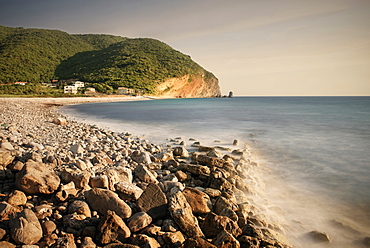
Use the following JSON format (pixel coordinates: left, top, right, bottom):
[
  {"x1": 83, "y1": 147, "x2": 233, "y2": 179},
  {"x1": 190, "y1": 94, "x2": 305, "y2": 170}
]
[{"x1": 0, "y1": 97, "x2": 301, "y2": 247}]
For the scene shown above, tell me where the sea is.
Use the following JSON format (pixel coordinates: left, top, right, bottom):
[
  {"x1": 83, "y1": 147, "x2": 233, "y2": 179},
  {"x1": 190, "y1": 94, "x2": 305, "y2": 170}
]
[{"x1": 62, "y1": 96, "x2": 370, "y2": 247}]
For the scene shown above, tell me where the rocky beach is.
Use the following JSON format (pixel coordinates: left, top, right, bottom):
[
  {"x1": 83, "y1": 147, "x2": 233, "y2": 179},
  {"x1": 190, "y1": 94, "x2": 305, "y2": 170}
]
[{"x1": 0, "y1": 97, "x2": 299, "y2": 247}]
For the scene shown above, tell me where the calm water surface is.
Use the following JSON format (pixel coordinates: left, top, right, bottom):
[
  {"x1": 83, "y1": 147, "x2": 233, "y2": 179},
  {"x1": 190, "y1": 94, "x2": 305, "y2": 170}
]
[{"x1": 63, "y1": 97, "x2": 370, "y2": 247}]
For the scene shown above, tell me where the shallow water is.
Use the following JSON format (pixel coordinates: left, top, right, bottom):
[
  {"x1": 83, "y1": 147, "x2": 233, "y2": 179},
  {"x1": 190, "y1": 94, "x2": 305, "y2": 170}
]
[{"x1": 63, "y1": 96, "x2": 370, "y2": 247}]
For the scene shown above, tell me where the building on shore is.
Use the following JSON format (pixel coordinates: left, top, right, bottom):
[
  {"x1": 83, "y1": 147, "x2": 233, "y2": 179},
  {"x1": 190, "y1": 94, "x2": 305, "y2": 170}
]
[
  {"x1": 64, "y1": 81, "x2": 85, "y2": 94},
  {"x1": 118, "y1": 87, "x2": 136, "y2": 95},
  {"x1": 85, "y1": 87, "x2": 96, "y2": 95}
]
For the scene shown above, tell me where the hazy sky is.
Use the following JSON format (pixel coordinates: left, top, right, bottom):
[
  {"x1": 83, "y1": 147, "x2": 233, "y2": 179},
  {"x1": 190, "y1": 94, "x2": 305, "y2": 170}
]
[{"x1": 0, "y1": 0, "x2": 369, "y2": 96}]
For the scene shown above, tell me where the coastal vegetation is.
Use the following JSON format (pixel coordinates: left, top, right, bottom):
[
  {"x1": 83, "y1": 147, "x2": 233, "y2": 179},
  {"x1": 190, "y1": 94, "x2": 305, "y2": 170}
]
[{"x1": 0, "y1": 25, "x2": 217, "y2": 95}]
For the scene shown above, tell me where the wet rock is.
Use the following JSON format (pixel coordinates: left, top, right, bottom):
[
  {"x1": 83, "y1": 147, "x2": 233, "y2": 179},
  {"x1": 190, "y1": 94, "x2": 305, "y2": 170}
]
[
  {"x1": 9, "y1": 209, "x2": 43, "y2": 245},
  {"x1": 168, "y1": 187, "x2": 204, "y2": 237},
  {"x1": 238, "y1": 235, "x2": 260, "y2": 248},
  {"x1": 134, "y1": 164, "x2": 158, "y2": 184},
  {"x1": 213, "y1": 230, "x2": 240, "y2": 248},
  {"x1": 85, "y1": 188, "x2": 132, "y2": 219},
  {"x1": 127, "y1": 212, "x2": 152, "y2": 233},
  {"x1": 68, "y1": 200, "x2": 91, "y2": 218},
  {"x1": 162, "y1": 231, "x2": 185, "y2": 247},
  {"x1": 131, "y1": 234, "x2": 160, "y2": 248},
  {"x1": 173, "y1": 147, "x2": 189, "y2": 158},
  {"x1": 137, "y1": 183, "x2": 167, "y2": 220},
  {"x1": 115, "y1": 181, "x2": 143, "y2": 201},
  {"x1": 183, "y1": 187, "x2": 212, "y2": 214},
  {"x1": 0, "y1": 148, "x2": 14, "y2": 167},
  {"x1": 52, "y1": 117, "x2": 67, "y2": 125},
  {"x1": 307, "y1": 231, "x2": 331, "y2": 243},
  {"x1": 201, "y1": 212, "x2": 242, "y2": 239},
  {"x1": 98, "y1": 210, "x2": 131, "y2": 245},
  {"x1": 182, "y1": 237, "x2": 217, "y2": 248},
  {"x1": 15, "y1": 161, "x2": 60, "y2": 194},
  {"x1": 7, "y1": 190, "x2": 27, "y2": 206}
]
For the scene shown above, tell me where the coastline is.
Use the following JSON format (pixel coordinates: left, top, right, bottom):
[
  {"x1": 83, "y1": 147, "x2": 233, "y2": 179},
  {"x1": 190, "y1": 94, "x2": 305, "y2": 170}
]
[{"x1": 0, "y1": 97, "x2": 295, "y2": 247}]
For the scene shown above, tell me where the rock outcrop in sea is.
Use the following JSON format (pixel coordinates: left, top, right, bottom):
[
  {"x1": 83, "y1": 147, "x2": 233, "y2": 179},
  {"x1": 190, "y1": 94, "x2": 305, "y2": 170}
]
[{"x1": 0, "y1": 98, "x2": 291, "y2": 247}]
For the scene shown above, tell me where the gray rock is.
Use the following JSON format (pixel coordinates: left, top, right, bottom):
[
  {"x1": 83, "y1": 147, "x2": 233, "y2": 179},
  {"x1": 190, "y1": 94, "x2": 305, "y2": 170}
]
[
  {"x1": 9, "y1": 209, "x2": 43, "y2": 245},
  {"x1": 15, "y1": 161, "x2": 60, "y2": 194},
  {"x1": 137, "y1": 183, "x2": 167, "y2": 220},
  {"x1": 85, "y1": 188, "x2": 132, "y2": 219},
  {"x1": 168, "y1": 187, "x2": 204, "y2": 237},
  {"x1": 127, "y1": 212, "x2": 152, "y2": 233}
]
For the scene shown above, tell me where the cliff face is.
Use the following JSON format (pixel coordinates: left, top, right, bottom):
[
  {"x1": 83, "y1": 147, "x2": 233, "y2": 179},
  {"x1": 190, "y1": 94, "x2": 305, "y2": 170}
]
[{"x1": 155, "y1": 74, "x2": 221, "y2": 98}]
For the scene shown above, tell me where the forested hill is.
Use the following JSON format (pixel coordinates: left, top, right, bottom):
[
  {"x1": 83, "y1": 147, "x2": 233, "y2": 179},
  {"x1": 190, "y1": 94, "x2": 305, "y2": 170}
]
[{"x1": 0, "y1": 25, "x2": 220, "y2": 96}]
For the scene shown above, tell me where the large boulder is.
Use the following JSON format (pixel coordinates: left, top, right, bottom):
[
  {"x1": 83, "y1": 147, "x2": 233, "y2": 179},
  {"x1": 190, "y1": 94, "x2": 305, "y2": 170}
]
[
  {"x1": 183, "y1": 187, "x2": 212, "y2": 215},
  {"x1": 97, "y1": 210, "x2": 131, "y2": 244},
  {"x1": 85, "y1": 188, "x2": 132, "y2": 219},
  {"x1": 15, "y1": 161, "x2": 60, "y2": 194},
  {"x1": 9, "y1": 209, "x2": 43, "y2": 245},
  {"x1": 168, "y1": 187, "x2": 204, "y2": 237},
  {"x1": 115, "y1": 181, "x2": 143, "y2": 201},
  {"x1": 137, "y1": 183, "x2": 167, "y2": 220}
]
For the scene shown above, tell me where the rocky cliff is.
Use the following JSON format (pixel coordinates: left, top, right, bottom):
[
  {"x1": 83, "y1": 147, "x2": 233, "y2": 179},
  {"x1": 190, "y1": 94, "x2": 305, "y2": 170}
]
[{"x1": 156, "y1": 74, "x2": 221, "y2": 98}]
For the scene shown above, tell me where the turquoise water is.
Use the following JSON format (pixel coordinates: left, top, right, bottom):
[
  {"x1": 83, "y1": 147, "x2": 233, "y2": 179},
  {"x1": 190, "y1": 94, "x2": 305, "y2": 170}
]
[{"x1": 64, "y1": 97, "x2": 370, "y2": 246}]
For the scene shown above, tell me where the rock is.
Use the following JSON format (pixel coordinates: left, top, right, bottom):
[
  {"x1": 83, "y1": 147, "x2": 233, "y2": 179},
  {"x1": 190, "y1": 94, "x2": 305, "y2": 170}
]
[
  {"x1": 162, "y1": 219, "x2": 179, "y2": 232},
  {"x1": 1, "y1": 142, "x2": 14, "y2": 150},
  {"x1": 131, "y1": 234, "x2": 160, "y2": 248},
  {"x1": 201, "y1": 212, "x2": 242, "y2": 239},
  {"x1": 7, "y1": 190, "x2": 27, "y2": 206},
  {"x1": 182, "y1": 237, "x2": 217, "y2": 248},
  {"x1": 9, "y1": 209, "x2": 43, "y2": 245},
  {"x1": 168, "y1": 187, "x2": 204, "y2": 237},
  {"x1": 15, "y1": 161, "x2": 60, "y2": 194},
  {"x1": 127, "y1": 212, "x2": 152, "y2": 233},
  {"x1": 56, "y1": 181, "x2": 78, "y2": 201},
  {"x1": 0, "y1": 201, "x2": 21, "y2": 221},
  {"x1": 363, "y1": 237, "x2": 370, "y2": 247},
  {"x1": 81, "y1": 236, "x2": 97, "y2": 248},
  {"x1": 68, "y1": 200, "x2": 91, "y2": 218},
  {"x1": 70, "y1": 144, "x2": 84, "y2": 155},
  {"x1": 182, "y1": 187, "x2": 212, "y2": 214},
  {"x1": 213, "y1": 230, "x2": 240, "y2": 247},
  {"x1": 173, "y1": 147, "x2": 189, "y2": 158},
  {"x1": 55, "y1": 232, "x2": 76, "y2": 248},
  {"x1": 52, "y1": 117, "x2": 67, "y2": 125},
  {"x1": 97, "y1": 210, "x2": 131, "y2": 245},
  {"x1": 181, "y1": 164, "x2": 210, "y2": 176},
  {"x1": 10, "y1": 161, "x2": 24, "y2": 171},
  {"x1": 162, "y1": 231, "x2": 185, "y2": 247},
  {"x1": 28, "y1": 141, "x2": 44, "y2": 150},
  {"x1": 0, "y1": 148, "x2": 14, "y2": 167},
  {"x1": 131, "y1": 150, "x2": 152, "y2": 164},
  {"x1": 90, "y1": 175, "x2": 109, "y2": 189},
  {"x1": 101, "y1": 167, "x2": 133, "y2": 190},
  {"x1": 34, "y1": 204, "x2": 53, "y2": 219},
  {"x1": 137, "y1": 183, "x2": 167, "y2": 220},
  {"x1": 60, "y1": 168, "x2": 91, "y2": 189},
  {"x1": 0, "y1": 228, "x2": 6, "y2": 239},
  {"x1": 233, "y1": 139, "x2": 238, "y2": 145},
  {"x1": 213, "y1": 196, "x2": 238, "y2": 215},
  {"x1": 76, "y1": 159, "x2": 87, "y2": 170},
  {"x1": 85, "y1": 188, "x2": 132, "y2": 219},
  {"x1": 41, "y1": 220, "x2": 57, "y2": 236},
  {"x1": 134, "y1": 164, "x2": 158, "y2": 184},
  {"x1": 307, "y1": 231, "x2": 331, "y2": 243},
  {"x1": 219, "y1": 207, "x2": 238, "y2": 222},
  {"x1": 0, "y1": 241, "x2": 16, "y2": 248},
  {"x1": 237, "y1": 235, "x2": 260, "y2": 248},
  {"x1": 174, "y1": 171, "x2": 188, "y2": 182},
  {"x1": 115, "y1": 181, "x2": 143, "y2": 201},
  {"x1": 204, "y1": 188, "x2": 222, "y2": 198}
]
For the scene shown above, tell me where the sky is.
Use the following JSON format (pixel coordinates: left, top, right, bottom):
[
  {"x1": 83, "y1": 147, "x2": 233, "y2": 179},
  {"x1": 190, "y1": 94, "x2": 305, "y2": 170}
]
[{"x1": 0, "y1": 0, "x2": 369, "y2": 96}]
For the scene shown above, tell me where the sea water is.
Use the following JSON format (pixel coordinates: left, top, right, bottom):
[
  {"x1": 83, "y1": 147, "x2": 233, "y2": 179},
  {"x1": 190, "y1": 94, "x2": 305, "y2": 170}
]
[{"x1": 63, "y1": 97, "x2": 370, "y2": 247}]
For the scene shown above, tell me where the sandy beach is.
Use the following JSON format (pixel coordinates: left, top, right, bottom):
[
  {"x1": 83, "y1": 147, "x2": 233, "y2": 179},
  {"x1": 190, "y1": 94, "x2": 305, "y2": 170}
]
[{"x1": 0, "y1": 97, "x2": 297, "y2": 247}]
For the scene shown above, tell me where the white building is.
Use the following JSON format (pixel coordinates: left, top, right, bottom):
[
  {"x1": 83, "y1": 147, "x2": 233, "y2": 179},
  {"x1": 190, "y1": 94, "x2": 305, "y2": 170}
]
[
  {"x1": 64, "y1": 85, "x2": 78, "y2": 94},
  {"x1": 74, "y1": 81, "x2": 85, "y2": 88}
]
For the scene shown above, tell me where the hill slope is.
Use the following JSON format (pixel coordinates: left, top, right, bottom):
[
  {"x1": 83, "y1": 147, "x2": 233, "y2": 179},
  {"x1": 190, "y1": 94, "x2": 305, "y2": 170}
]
[{"x1": 0, "y1": 25, "x2": 220, "y2": 97}]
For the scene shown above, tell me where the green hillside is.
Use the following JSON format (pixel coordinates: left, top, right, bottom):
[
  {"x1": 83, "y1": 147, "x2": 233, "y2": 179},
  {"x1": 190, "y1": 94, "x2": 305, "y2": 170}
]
[{"x1": 0, "y1": 25, "x2": 217, "y2": 95}]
